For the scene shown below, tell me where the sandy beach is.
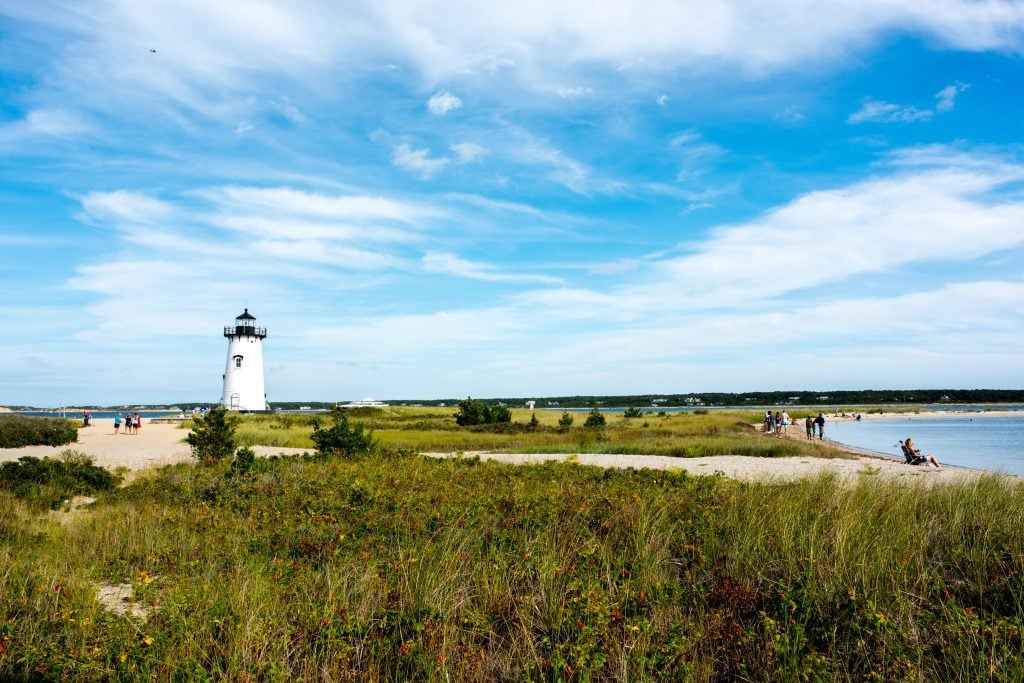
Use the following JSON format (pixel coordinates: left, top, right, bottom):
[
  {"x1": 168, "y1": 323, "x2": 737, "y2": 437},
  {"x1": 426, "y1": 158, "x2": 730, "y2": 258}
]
[{"x1": 1, "y1": 416, "x2": 1011, "y2": 483}]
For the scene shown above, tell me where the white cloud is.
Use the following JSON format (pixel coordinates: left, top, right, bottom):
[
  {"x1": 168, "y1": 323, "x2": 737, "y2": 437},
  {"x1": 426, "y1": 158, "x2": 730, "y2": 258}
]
[
  {"x1": 422, "y1": 251, "x2": 561, "y2": 283},
  {"x1": 427, "y1": 90, "x2": 463, "y2": 115},
  {"x1": 392, "y1": 143, "x2": 451, "y2": 179},
  {"x1": 557, "y1": 86, "x2": 592, "y2": 98},
  {"x1": 657, "y1": 94, "x2": 669, "y2": 106},
  {"x1": 450, "y1": 142, "x2": 487, "y2": 163},
  {"x1": 935, "y1": 81, "x2": 970, "y2": 112},
  {"x1": 847, "y1": 100, "x2": 933, "y2": 124},
  {"x1": 235, "y1": 121, "x2": 254, "y2": 135},
  {"x1": 274, "y1": 98, "x2": 308, "y2": 123}
]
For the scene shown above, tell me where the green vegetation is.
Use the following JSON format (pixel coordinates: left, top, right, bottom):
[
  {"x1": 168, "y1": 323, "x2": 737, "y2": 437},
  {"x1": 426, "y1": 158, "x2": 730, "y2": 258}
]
[
  {"x1": 454, "y1": 397, "x2": 513, "y2": 426},
  {"x1": 311, "y1": 409, "x2": 376, "y2": 457},
  {"x1": 0, "y1": 415, "x2": 77, "y2": 448},
  {"x1": 212, "y1": 408, "x2": 838, "y2": 459},
  {"x1": 184, "y1": 408, "x2": 238, "y2": 465},
  {"x1": 623, "y1": 407, "x2": 643, "y2": 419},
  {"x1": 1, "y1": 451, "x2": 1022, "y2": 680},
  {"x1": 0, "y1": 451, "x2": 122, "y2": 510},
  {"x1": 585, "y1": 407, "x2": 607, "y2": 428}
]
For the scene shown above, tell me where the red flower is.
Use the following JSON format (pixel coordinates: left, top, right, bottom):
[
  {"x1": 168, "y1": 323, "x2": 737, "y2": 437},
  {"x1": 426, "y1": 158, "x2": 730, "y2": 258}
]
[
  {"x1": 577, "y1": 620, "x2": 585, "y2": 630},
  {"x1": 399, "y1": 643, "x2": 411, "y2": 655},
  {"x1": 436, "y1": 654, "x2": 445, "y2": 661}
]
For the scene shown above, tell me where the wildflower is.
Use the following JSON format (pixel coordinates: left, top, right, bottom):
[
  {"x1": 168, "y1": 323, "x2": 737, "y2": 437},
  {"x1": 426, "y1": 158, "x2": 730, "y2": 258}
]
[
  {"x1": 399, "y1": 643, "x2": 411, "y2": 655},
  {"x1": 54, "y1": 584, "x2": 61, "y2": 592},
  {"x1": 142, "y1": 635, "x2": 154, "y2": 646},
  {"x1": 119, "y1": 653, "x2": 127, "y2": 663},
  {"x1": 436, "y1": 654, "x2": 445, "y2": 661},
  {"x1": 322, "y1": 619, "x2": 330, "y2": 626},
  {"x1": 577, "y1": 620, "x2": 585, "y2": 630}
]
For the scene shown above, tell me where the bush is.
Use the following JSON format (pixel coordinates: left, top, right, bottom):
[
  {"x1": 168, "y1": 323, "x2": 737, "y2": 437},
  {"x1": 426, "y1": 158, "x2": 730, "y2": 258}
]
[
  {"x1": 0, "y1": 415, "x2": 78, "y2": 448},
  {"x1": 0, "y1": 450, "x2": 122, "y2": 509},
  {"x1": 623, "y1": 406, "x2": 643, "y2": 418},
  {"x1": 228, "y1": 446, "x2": 256, "y2": 478},
  {"x1": 558, "y1": 411, "x2": 574, "y2": 430},
  {"x1": 311, "y1": 409, "x2": 375, "y2": 457},
  {"x1": 527, "y1": 412, "x2": 540, "y2": 431},
  {"x1": 454, "y1": 397, "x2": 513, "y2": 426},
  {"x1": 185, "y1": 408, "x2": 238, "y2": 464},
  {"x1": 584, "y1": 408, "x2": 606, "y2": 428}
]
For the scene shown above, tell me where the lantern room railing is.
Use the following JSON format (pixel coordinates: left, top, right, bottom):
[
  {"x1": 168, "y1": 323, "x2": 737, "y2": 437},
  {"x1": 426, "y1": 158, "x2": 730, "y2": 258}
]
[{"x1": 224, "y1": 325, "x2": 267, "y2": 338}]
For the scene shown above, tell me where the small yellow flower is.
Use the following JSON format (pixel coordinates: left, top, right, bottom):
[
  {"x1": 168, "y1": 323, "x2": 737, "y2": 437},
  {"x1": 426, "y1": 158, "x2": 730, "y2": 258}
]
[
  {"x1": 142, "y1": 635, "x2": 154, "y2": 646},
  {"x1": 119, "y1": 653, "x2": 127, "y2": 663}
]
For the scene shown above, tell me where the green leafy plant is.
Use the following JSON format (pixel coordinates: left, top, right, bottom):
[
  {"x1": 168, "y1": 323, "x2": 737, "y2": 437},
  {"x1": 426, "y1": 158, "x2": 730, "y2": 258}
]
[
  {"x1": 558, "y1": 411, "x2": 575, "y2": 430},
  {"x1": 311, "y1": 408, "x2": 375, "y2": 457},
  {"x1": 584, "y1": 407, "x2": 606, "y2": 428},
  {"x1": 0, "y1": 450, "x2": 121, "y2": 509},
  {"x1": 0, "y1": 415, "x2": 78, "y2": 448},
  {"x1": 453, "y1": 397, "x2": 513, "y2": 426},
  {"x1": 185, "y1": 407, "x2": 238, "y2": 464},
  {"x1": 623, "y1": 406, "x2": 643, "y2": 419}
]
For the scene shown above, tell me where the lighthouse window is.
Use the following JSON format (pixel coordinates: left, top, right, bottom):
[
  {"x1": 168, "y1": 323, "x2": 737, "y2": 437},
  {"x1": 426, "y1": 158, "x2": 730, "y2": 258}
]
[{"x1": 234, "y1": 355, "x2": 243, "y2": 368}]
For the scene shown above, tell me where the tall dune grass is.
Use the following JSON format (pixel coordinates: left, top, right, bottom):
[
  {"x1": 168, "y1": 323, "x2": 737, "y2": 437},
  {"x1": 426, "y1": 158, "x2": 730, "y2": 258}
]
[{"x1": 2, "y1": 452, "x2": 1021, "y2": 680}]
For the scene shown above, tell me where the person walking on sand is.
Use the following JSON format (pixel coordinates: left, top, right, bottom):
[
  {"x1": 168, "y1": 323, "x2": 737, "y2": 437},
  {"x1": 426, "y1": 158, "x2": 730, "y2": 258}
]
[
  {"x1": 113, "y1": 412, "x2": 121, "y2": 434},
  {"x1": 124, "y1": 412, "x2": 134, "y2": 435},
  {"x1": 781, "y1": 410, "x2": 790, "y2": 434},
  {"x1": 805, "y1": 415, "x2": 813, "y2": 440},
  {"x1": 814, "y1": 412, "x2": 826, "y2": 440},
  {"x1": 133, "y1": 412, "x2": 141, "y2": 435},
  {"x1": 903, "y1": 437, "x2": 941, "y2": 469}
]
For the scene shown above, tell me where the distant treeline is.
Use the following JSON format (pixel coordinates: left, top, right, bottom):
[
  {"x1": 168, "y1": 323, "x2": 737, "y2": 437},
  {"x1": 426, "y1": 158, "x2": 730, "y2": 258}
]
[
  {"x1": 372, "y1": 388, "x2": 1024, "y2": 408},
  {"x1": 8, "y1": 389, "x2": 1024, "y2": 412}
]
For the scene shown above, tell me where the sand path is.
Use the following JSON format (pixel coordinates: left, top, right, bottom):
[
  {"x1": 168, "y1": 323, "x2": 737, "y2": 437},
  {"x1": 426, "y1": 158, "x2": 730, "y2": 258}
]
[
  {"x1": 0, "y1": 419, "x2": 301, "y2": 471},
  {"x1": 2, "y1": 417, "x2": 1009, "y2": 483}
]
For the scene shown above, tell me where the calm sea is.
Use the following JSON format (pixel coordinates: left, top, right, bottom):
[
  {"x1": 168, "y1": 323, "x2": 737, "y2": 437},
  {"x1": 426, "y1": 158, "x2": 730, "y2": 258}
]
[{"x1": 825, "y1": 414, "x2": 1024, "y2": 476}]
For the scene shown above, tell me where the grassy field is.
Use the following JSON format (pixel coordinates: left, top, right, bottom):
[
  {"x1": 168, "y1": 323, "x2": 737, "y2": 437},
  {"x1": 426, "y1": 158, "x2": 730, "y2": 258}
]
[
  {"x1": 214, "y1": 407, "x2": 842, "y2": 459},
  {"x1": 2, "y1": 450, "x2": 1022, "y2": 681},
  {"x1": 2, "y1": 408, "x2": 1021, "y2": 680}
]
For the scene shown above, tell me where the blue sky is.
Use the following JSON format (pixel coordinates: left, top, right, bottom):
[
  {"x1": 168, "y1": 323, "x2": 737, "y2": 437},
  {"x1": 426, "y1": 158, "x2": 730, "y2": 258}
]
[{"x1": 2, "y1": 1, "x2": 1024, "y2": 406}]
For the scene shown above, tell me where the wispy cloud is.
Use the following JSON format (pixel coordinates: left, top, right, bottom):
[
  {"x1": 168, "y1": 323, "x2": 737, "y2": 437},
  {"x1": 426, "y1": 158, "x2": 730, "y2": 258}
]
[
  {"x1": 427, "y1": 91, "x2": 463, "y2": 115},
  {"x1": 450, "y1": 142, "x2": 487, "y2": 163},
  {"x1": 847, "y1": 100, "x2": 933, "y2": 124},
  {"x1": 392, "y1": 143, "x2": 451, "y2": 179},
  {"x1": 935, "y1": 81, "x2": 970, "y2": 112},
  {"x1": 422, "y1": 251, "x2": 561, "y2": 284}
]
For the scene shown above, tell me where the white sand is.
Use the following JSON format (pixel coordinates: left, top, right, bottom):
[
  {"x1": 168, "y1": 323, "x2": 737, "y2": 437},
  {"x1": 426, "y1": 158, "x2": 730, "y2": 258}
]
[
  {"x1": 0, "y1": 419, "x2": 306, "y2": 471},
  {"x1": 1, "y1": 417, "x2": 1009, "y2": 483}
]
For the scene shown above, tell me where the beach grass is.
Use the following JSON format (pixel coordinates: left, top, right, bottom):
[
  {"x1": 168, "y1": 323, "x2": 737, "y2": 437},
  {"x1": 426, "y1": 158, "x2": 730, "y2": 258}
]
[
  {"x1": 1, "y1": 449, "x2": 1022, "y2": 680},
  {"x1": 202, "y1": 407, "x2": 841, "y2": 459}
]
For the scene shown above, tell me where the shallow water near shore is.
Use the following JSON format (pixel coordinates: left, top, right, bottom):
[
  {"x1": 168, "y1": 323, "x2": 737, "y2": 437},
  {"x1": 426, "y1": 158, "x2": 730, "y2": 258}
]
[{"x1": 826, "y1": 414, "x2": 1024, "y2": 475}]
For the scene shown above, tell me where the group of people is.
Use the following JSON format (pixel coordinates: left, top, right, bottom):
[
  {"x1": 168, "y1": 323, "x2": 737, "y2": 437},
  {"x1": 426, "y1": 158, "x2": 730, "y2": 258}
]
[
  {"x1": 763, "y1": 410, "x2": 827, "y2": 440},
  {"x1": 763, "y1": 410, "x2": 792, "y2": 434},
  {"x1": 113, "y1": 412, "x2": 142, "y2": 435},
  {"x1": 805, "y1": 413, "x2": 826, "y2": 440}
]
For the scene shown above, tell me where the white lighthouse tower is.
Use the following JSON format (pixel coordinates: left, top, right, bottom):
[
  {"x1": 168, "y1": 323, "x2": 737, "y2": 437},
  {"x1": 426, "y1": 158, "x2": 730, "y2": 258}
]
[{"x1": 221, "y1": 308, "x2": 269, "y2": 411}]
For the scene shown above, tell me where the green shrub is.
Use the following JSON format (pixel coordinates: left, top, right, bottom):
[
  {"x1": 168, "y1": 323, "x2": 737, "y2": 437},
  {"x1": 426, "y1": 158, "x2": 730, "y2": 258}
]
[
  {"x1": 227, "y1": 446, "x2": 256, "y2": 478},
  {"x1": 0, "y1": 450, "x2": 121, "y2": 509},
  {"x1": 185, "y1": 408, "x2": 237, "y2": 464},
  {"x1": 527, "y1": 412, "x2": 540, "y2": 431},
  {"x1": 623, "y1": 406, "x2": 643, "y2": 418},
  {"x1": 0, "y1": 414, "x2": 77, "y2": 448},
  {"x1": 584, "y1": 407, "x2": 606, "y2": 428},
  {"x1": 453, "y1": 397, "x2": 513, "y2": 426},
  {"x1": 558, "y1": 411, "x2": 575, "y2": 431},
  {"x1": 311, "y1": 409, "x2": 375, "y2": 457}
]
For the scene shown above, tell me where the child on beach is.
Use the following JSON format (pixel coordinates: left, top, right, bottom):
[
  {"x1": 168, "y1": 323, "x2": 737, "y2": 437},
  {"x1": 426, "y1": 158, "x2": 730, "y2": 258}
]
[{"x1": 113, "y1": 413, "x2": 121, "y2": 434}]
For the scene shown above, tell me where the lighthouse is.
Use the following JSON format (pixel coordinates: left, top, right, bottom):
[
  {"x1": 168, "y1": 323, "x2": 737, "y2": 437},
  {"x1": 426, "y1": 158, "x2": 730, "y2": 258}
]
[{"x1": 221, "y1": 308, "x2": 269, "y2": 411}]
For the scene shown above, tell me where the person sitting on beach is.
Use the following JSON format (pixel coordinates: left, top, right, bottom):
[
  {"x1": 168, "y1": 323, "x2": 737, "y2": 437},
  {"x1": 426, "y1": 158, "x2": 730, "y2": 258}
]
[{"x1": 901, "y1": 438, "x2": 941, "y2": 469}]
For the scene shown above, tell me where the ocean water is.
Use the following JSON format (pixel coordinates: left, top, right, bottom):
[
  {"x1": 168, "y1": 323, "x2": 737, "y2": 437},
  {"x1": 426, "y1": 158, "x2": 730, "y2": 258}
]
[{"x1": 824, "y1": 414, "x2": 1024, "y2": 476}]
